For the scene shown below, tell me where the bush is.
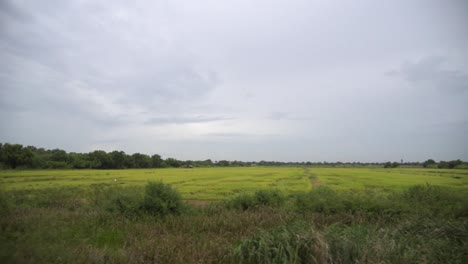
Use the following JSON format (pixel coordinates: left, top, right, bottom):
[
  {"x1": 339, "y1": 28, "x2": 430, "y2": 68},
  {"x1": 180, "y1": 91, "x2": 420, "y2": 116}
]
[
  {"x1": 232, "y1": 222, "x2": 329, "y2": 263},
  {"x1": 141, "y1": 181, "x2": 184, "y2": 216},
  {"x1": 401, "y1": 184, "x2": 467, "y2": 217},
  {"x1": 227, "y1": 190, "x2": 286, "y2": 210},
  {"x1": 294, "y1": 187, "x2": 345, "y2": 214},
  {"x1": 403, "y1": 184, "x2": 445, "y2": 204},
  {"x1": 106, "y1": 192, "x2": 141, "y2": 215},
  {"x1": 227, "y1": 193, "x2": 257, "y2": 210},
  {"x1": 253, "y1": 190, "x2": 285, "y2": 207},
  {"x1": 294, "y1": 187, "x2": 408, "y2": 217}
]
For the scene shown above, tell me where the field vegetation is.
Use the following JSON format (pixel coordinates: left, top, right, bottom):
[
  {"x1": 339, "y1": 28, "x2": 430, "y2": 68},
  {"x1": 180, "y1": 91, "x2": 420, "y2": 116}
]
[{"x1": 1, "y1": 166, "x2": 467, "y2": 263}]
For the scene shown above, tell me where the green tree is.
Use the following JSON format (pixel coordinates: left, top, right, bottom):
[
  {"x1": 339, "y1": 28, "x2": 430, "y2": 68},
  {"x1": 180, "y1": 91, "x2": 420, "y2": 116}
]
[
  {"x1": 110, "y1": 151, "x2": 126, "y2": 169},
  {"x1": 132, "y1": 153, "x2": 152, "y2": 168},
  {"x1": 1, "y1": 143, "x2": 24, "y2": 168},
  {"x1": 165, "y1": 158, "x2": 182, "y2": 168},
  {"x1": 217, "y1": 160, "x2": 230, "y2": 166},
  {"x1": 151, "y1": 154, "x2": 163, "y2": 168},
  {"x1": 89, "y1": 150, "x2": 112, "y2": 169},
  {"x1": 69, "y1": 153, "x2": 91, "y2": 169},
  {"x1": 422, "y1": 159, "x2": 436, "y2": 168}
]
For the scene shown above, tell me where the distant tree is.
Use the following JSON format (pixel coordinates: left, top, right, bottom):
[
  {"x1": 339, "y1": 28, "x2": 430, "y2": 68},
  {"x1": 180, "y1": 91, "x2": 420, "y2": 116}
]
[
  {"x1": 3, "y1": 141, "x2": 466, "y2": 170},
  {"x1": 438, "y1": 159, "x2": 462, "y2": 169},
  {"x1": 110, "y1": 151, "x2": 126, "y2": 169},
  {"x1": 89, "y1": 150, "x2": 112, "y2": 169},
  {"x1": 124, "y1": 155, "x2": 135, "y2": 168},
  {"x1": 0, "y1": 143, "x2": 33, "y2": 168},
  {"x1": 132, "y1": 153, "x2": 152, "y2": 168},
  {"x1": 217, "y1": 160, "x2": 230, "y2": 167},
  {"x1": 231, "y1": 160, "x2": 245, "y2": 167},
  {"x1": 165, "y1": 158, "x2": 182, "y2": 168},
  {"x1": 1, "y1": 144, "x2": 22, "y2": 168},
  {"x1": 422, "y1": 159, "x2": 436, "y2": 168},
  {"x1": 151, "y1": 154, "x2": 163, "y2": 168},
  {"x1": 202, "y1": 159, "x2": 213, "y2": 166},
  {"x1": 1, "y1": 144, "x2": 19, "y2": 168},
  {"x1": 69, "y1": 153, "x2": 91, "y2": 169},
  {"x1": 184, "y1": 160, "x2": 193, "y2": 167},
  {"x1": 50, "y1": 149, "x2": 68, "y2": 162}
]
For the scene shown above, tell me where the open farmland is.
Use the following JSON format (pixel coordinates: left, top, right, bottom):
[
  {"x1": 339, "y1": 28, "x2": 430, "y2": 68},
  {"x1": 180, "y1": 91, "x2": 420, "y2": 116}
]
[
  {"x1": 311, "y1": 167, "x2": 468, "y2": 191},
  {"x1": 0, "y1": 167, "x2": 310, "y2": 200},
  {"x1": 1, "y1": 167, "x2": 467, "y2": 263},
  {"x1": 1, "y1": 167, "x2": 467, "y2": 199}
]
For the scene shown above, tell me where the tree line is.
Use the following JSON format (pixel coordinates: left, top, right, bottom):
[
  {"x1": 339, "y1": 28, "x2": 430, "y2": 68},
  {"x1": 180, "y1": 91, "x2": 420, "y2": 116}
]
[{"x1": 0, "y1": 143, "x2": 465, "y2": 169}]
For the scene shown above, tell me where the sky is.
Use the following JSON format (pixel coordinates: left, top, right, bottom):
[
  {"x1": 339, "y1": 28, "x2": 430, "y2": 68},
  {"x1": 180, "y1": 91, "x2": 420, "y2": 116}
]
[{"x1": 1, "y1": 0, "x2": 467, "y2": 162}]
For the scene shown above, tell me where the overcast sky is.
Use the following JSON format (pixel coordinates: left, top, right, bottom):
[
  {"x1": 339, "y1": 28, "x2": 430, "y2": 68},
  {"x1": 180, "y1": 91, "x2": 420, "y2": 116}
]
[{"x1": 1, "y1": 0, "x2": 467, "y2": 162}]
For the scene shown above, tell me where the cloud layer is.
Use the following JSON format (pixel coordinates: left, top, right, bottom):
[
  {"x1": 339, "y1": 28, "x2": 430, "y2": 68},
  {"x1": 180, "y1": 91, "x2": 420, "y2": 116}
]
[{"x1": 1, "y1": 0, "x2": 467, "y2": 161}]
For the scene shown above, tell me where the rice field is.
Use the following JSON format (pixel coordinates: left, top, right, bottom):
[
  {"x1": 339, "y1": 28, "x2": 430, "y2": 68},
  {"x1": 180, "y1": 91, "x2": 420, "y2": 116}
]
[{"x1": 1, "y1": 167, "x2": 467, "y2": 200}]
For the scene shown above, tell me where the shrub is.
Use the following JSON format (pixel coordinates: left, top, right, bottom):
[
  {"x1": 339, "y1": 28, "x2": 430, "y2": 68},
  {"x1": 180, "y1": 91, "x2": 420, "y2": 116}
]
[
  {"x1": 141, "y1": 181, "x2": 184, "y2": 216},
  {"x1": 106, "y1": 192, "x2": 141, "y2": 215},
  {"x1": 403, "y1": 184, "x2": 445, "y2": 204},
  {"x1": 401, "y1": 184, "x2": 466, "y2": 217},
  {"x1": 294, "y1": 187, "x2": 408, "y2": 217},
  {"x1": 231, "y1": 222, "x2": 329, "y2": 263},
  {"x1": 253, "y1": 190, "x2": 285, "y2": 207},
  {"x1": 227, "y1": 193, "x2": 257, "y2": 210},
  {"x1": 227, "y1": 190, "x2": 286, "y2": 210},
  {"x1": 294, "y1": 187, "x2": 345, "y2": 213}
]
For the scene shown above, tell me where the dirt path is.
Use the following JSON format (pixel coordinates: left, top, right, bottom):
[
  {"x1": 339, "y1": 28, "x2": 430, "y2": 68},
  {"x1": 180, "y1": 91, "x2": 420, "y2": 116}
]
[{"x1": 303, "y1": 167, "x2": 323, "y2": 188}]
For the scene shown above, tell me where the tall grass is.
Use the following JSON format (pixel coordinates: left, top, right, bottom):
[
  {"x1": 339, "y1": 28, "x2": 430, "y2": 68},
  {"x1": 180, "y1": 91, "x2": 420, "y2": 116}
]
[
  {"x1": 226, "y1": 189, "x2": 286, "y2": 210},
  {"x1": 0, "y1": 183, "x2": 467, "y2": 263},
  {"x1": 232, "y1": 222, "x2": 330, "y2": 264}
]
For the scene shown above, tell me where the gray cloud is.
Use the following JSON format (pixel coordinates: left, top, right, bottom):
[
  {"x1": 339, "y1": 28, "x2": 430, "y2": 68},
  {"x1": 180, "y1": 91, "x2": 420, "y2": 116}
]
[
  {"x1": 0, "y1": 0, "x2": 220, "y2": 126},
  {"x1": 1, "y1": 0, "x2": 467, "y2": 161},
  {"x1": 389, "y1": 56, "x2": 468, "y2": 93},
  {"x1": 146, "y1": 115, "x2": 232, "y2": 125},
  {"x1": 266, "y1": 112, "x2": 311, "y2": 121}
]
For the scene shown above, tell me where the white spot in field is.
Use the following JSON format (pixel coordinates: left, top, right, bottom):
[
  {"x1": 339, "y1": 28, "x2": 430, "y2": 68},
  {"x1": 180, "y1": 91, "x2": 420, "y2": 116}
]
[{"x1": 114, "y1": 178, "x2": 117, "y2": 182}]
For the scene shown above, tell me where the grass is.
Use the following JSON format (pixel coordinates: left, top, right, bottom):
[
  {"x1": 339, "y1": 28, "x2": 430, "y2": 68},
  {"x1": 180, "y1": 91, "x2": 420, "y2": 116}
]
[
  {"x1": 1, "y1": 167, "x2": 467, "y2": 199},
  {"x1": 0, "y1": 167, "x2": 309, "y2": 200},
  {"x1": 1, "y1": 167, "x2": 467, "y2": 263},
  {"x1": 313, "y1": 167, "x2": 468, "y2": 191}
]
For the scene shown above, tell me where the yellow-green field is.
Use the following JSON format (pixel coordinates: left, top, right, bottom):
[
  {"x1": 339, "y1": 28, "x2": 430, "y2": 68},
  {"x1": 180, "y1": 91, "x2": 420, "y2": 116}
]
[
  {"x1": 1, "y1": 167, "x2": 467, "y2": 199},
  {"x1": 311, "y1": 167, "x2": 468, "y2": 190}
]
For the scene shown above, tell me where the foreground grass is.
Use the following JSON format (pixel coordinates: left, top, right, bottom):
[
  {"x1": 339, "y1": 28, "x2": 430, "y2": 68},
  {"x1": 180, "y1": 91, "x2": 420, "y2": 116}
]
[{"x1": 1, "y1": 182, "x2": 467, "y2": 263}]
